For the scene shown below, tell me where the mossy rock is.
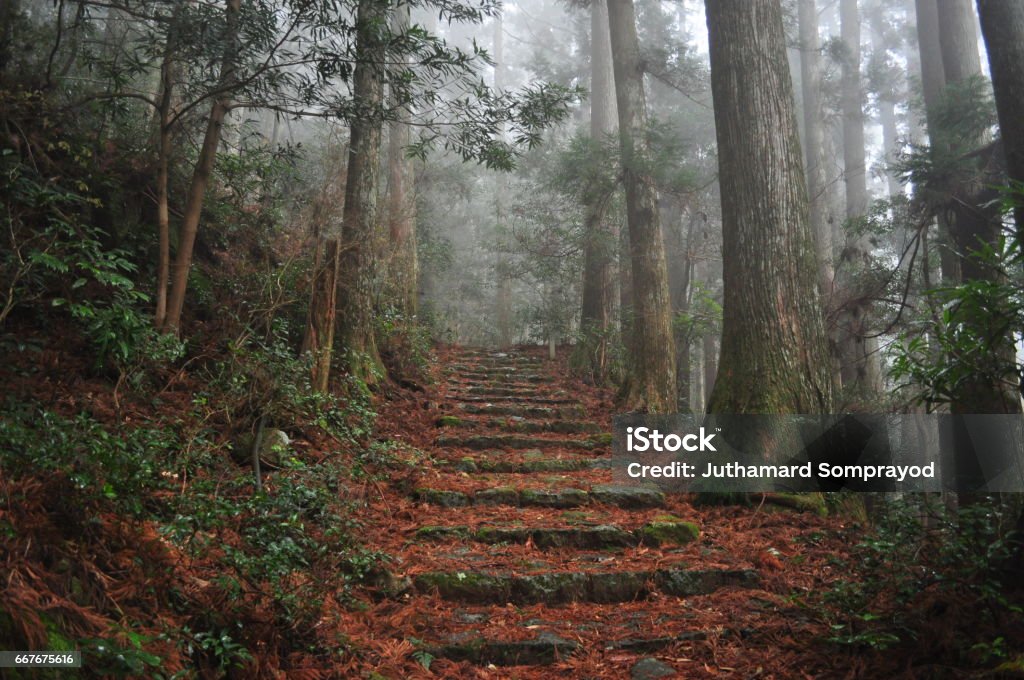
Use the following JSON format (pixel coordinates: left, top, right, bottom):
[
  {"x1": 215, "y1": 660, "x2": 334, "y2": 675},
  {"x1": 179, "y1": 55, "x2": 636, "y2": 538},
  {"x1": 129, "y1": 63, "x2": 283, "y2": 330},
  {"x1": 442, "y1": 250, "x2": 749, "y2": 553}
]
[
  {"x1": 475, "y1": 487, "x2": 520, "y2": 506},
  {"x1": 520, "y1": 488, "x2": 589, "y2": 508},
  {"x1": 766, "y1": 492, "x2": 828, "y2": 517},
  {"x1": 454, "y1": 456, "x2": 478, "y2": 473},
  {"x1": 640, "y1": 521, "x2": 700, "y2": 547},
  {"x1": 436, "y1": 415, "x2": 463, "y2": 427},
  {"x1": 589, "y1": 432, "x2": 614, "y2": 446},
  {"x1": 590, "y1": 485, "x2": 665, "y2": 509},
  {"x1": 415, "y1": 526, "x2": 470, "y2": 540},
  {"x1": 415, "y1": 488, "x2": 470, "y2": 507}
]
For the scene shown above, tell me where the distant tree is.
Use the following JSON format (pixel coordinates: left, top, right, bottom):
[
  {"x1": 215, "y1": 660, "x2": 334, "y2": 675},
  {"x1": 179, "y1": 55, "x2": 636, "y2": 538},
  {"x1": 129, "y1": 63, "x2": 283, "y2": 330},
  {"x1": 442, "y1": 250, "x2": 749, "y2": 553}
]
[
  {"x1": 385, "y1": 0, "x2": 417, "y2": 316},
  {"x1": 836, "y1": 0, "x2": 883, "y2": 397},
  {"x1": 575, "y1": 0, "x2": 618, "y2": 383},
  {"x1": 704, "y1": 0, "x2": 833, "y2": 414},
  {"x1": 607, "y1": 0, "x2": 676, "y2": 412}
]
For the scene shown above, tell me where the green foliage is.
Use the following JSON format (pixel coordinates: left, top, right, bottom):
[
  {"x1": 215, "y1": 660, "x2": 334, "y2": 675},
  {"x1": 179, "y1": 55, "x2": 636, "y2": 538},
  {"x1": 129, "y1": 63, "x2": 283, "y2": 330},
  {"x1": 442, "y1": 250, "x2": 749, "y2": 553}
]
[
  {"x1": 824, "y1": 498, "x2": 1022, "y2": 657},
  {"x1": 81, "y1": 631, "x2": 165, "y2": 677},
  {"x1": 0, "y1": 403, "x2": 178, "y2": 516},
  {"x1": 194, "y1": 318, "x2": 375, "y2": 444},
  {"x1": 890, "y1": 193, "x2": 1022, "y2": 410}
]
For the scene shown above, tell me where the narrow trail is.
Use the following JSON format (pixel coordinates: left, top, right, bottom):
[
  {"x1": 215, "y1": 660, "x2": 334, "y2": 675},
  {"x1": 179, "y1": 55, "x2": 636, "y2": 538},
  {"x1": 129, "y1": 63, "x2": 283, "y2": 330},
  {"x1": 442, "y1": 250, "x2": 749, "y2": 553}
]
[{"x1": 358, "y1": 347, "x2": 850, "y2": 678}]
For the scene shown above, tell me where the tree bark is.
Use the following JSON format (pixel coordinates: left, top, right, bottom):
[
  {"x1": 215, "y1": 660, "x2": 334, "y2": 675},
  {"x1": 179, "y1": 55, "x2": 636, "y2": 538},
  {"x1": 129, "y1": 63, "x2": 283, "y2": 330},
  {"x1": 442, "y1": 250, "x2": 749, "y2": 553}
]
[
  {"x1": 161, "y1": 0, "x2": 241, "y2": 334},
  {"x1": 337, "y1": 0, "x2": 387, "y2": 382},
  {"x1": 304, "y1": 238, "x2": 340, "y2": 393},
  {"x1": 914, "y1": 0, "x2": 960, "y2": 285},
  {"x1": 835, "y1": 0, "x2": 883, "y2": 397},
  {"x1": 386, "y1": 0, "x2": 417, "y2": 316},
  {"x1": 576, "y1": 0, "x2": 618, "y2": 382},
  {"x1": 704, "y1": 0, "x2": 833, "y2": 415},
  {"x1": 937, "y1": 0, "x2": 1020, "y2": 417},
  {"x1": 798, "y1": 0, "x2": 835, "y2": 300},
  {"x1": 977, "y1": 0, "x2": 1024, "y2": 238},
  {"x1": 608, "y1": 0, "x2": 676, "y2": 412},
  {"x1": 153, "y1": 3, "x2": 183, "y2": 329}
]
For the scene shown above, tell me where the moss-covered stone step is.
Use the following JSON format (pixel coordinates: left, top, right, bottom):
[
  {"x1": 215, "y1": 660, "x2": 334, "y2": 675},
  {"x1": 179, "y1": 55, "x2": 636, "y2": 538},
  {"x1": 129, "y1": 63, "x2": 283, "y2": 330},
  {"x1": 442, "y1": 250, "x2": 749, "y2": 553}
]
[
  {"x1": 417, "y1": 630, "x2": 710, "y2": 667},
  {"x1": 455, "y1": 395, "x2": 579, "y2": 405},
  {"x1": 415, "y1": 520, "x2": 699, "y2": 549},
  {"x1": 455, "y1": 370, "x2": 545, "y2": 382},
  {"x1": 420, "y1": 632, "x2": 578, "y2": 666},
  {"x1": 456, "y1": 403, "x2": 586, "y2": 418},
  {"x1": 462, "y1": 385, "x2": 543, "y2": 397},
  {"x1": 448, "y1": 379, "x2": 545, "y2": 391},
  {"x1": 437, "y1": 417, "x2": 602, "y2": 435},
  {"x1": 414, "y1": 484, "x2": 666, "y2": 509},
  {"x1": 439, "y1": 454, "x2": 599, "y2": 473},
  {"x1": 435, "y1": 433, "x2": 608, "y2": 451},
  {"x1": 411, "y1": 568, "x2": 758, "y2": 604},
  {"x1": 497, "y1": 419, "x2": 603, "y2": 434}
]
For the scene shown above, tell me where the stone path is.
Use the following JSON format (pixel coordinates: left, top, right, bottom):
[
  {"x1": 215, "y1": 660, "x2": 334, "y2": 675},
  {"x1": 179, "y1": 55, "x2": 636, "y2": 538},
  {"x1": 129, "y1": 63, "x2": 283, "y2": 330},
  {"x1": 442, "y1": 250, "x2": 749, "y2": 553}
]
[{"x1": 373, "y1": 347, "x2": 765, "y2": 677}]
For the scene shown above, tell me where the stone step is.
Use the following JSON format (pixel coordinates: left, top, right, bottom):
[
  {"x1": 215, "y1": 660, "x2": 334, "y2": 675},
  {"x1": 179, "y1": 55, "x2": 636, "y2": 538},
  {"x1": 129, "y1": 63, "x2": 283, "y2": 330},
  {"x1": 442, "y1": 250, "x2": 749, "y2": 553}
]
[
  {"x1": 421, "y1": 633, "x2": 578, "y2": 666},
  {"x1": 437, "y1": 454, "x2": 601, "y2": 473},
  {"x1": 437, "y1": 416, "x2": 602, "y2": 434},
  {"x1": 448, "y1": 378, "x2": 545, "y2": 390},
  {"x1": 456, "y1": 403, "x2": 586, "y2": 418},
  {"x1": 419, "y1": 631, "x2": 710, "y2": 667},
  {"x1": 455, "y1": 395, "x2": 579, "y2": 405},
  {"x1": 414, "y1": 519, "x2": 699, "y2": 549},
  {"x1": 497, "y1": 419, "x2": 603, "y2": 434},
  {"x1": 410, "y1": 568, "x2": 758, "y2": 604},
  {"x1": 462, "y1": 385, "x2": 544, "y2": 397},
  {"x1": 435, "y1": 433, "x2": 610, "y2": 451},
  {"x1": 454, "y1": 371, "x2": 546, "y2": 382},
  {"x1": 414, "y1": 484, "x2": 666, "y2": 509}
]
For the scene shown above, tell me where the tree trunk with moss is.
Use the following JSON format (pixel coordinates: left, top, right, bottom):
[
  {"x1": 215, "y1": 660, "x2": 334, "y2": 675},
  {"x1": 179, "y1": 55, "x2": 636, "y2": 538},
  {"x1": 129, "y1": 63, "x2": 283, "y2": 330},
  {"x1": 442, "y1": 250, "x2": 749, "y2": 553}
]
[
  {"x1": 608, "y1": 0, "x2": 676, "y2": 412},
  {"x1": 705, "y1": 0, "x2": 833, "y2": 415},
  {"x1": 337, "y1": 0, "x2": 387, "y2": 383}
]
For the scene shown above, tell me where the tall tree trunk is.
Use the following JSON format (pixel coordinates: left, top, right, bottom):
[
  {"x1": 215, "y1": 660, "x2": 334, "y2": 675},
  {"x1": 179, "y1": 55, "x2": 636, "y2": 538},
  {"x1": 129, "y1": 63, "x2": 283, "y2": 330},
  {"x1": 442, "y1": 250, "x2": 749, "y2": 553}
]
[
  {"x1": 161, "y1": 0, "x2": 241, "y2": 334},
  {"x1": 937, "y1": 0, "x2": 1020, "y2": 417},
  {"x1": 608, "y1": 0, "x2": 676, "y2": 412},
  {"x1": 704, "y1": 0, "x2": 833, "y2": 415},
  {"x1": 386, "y1": 0, "x2": 417, "y2": 316},
  {"x1": 576, "y1": 0, "x2": 618, "y2": 382},
  {"x1": 153, "y1": 3, "x2": 183, "y2": 329},
  {"x1": 798, "y1": 0, "x2": 844, "y2": 390},
  {"x1": 914, "y1": 0, "x2": 960, "y2": 285},
  {"x1": 836, "y1": 0, "x2": 882, "y2": 397},
  {"x1": 304, "y1": 238, "x2": 340, "y2": 393},
  {"x1": 798, "y1": 0, "x2": 835, "y2": 300},
  {"x1": 0, "y1": 0, "x2": 20, "y2": 76},
  {"x1": 337, "y1": 0, "x2": 387, "y2": 382},
  {"x1": 977, "y1": 0, "x2": 1024, "y2": 240},
  {"x1": 493, "y1": 13, "x2": 513, "y2": 347}
]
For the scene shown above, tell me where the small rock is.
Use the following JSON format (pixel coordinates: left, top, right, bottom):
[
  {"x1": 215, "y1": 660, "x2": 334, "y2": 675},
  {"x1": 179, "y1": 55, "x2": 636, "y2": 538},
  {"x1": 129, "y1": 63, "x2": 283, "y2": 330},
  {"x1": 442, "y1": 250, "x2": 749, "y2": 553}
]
[{"x1": 630, "y1": 657, "x2": 676, "y2": 679}]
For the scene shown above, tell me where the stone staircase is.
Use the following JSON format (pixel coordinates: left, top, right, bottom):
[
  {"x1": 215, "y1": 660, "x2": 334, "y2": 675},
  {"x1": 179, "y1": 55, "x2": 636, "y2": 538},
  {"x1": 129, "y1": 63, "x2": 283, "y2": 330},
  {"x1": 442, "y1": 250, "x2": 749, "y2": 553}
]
[{"x1": 375, "y1": 348, "x2": 764, "y2": 677}]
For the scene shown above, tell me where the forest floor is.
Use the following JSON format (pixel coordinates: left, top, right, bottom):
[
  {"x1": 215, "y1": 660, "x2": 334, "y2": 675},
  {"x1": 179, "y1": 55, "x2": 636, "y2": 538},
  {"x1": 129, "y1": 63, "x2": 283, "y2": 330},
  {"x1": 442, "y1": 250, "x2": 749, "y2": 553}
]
[{"x1": 2, "y1": 338, "x2": 1018, "y2": 679}]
